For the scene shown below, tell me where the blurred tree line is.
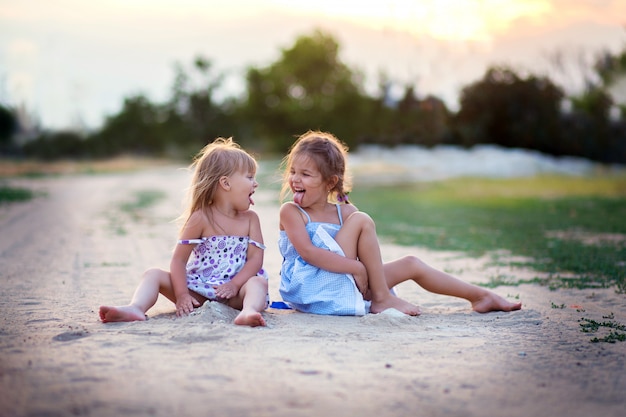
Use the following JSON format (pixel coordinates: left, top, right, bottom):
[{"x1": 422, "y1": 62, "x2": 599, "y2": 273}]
[{"x1": 1, "y1": 29, "x2": 625, "y2": 163}]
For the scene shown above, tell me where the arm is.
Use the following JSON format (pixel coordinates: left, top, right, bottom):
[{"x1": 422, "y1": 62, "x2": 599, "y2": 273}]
[
  {"x1": 280, "y1": 202, "x2": 365, "y2": 277},
  {"x1": 170, "y1": 211, "x2": 204, "y2": 316}
]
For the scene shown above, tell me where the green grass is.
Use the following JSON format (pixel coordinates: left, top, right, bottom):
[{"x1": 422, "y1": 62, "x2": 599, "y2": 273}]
[
  {"x1": 579, "y1": 313, "x2": 626, "y2": 343},
  {"x1": 350, "y1": 175, "x2": 626, "y2": 292},
  {"x1": 119, "y1": 189, "x2": 166, "y2": 214},
  {"x1": 0, "y1": 185, "x2": 36, "y2": 203},
  {"x1": 108, "y1": 189, "x2": 167, "y2": 235}
]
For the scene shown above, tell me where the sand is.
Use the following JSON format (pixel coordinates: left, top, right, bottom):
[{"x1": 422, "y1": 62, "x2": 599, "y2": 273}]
[{"x1": 1, "y1": 165, "x2": 625, "y2": 417}]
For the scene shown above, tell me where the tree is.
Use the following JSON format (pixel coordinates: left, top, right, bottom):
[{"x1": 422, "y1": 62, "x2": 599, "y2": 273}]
[
  {"x1": 167, "y1": 56, "x2": 239, "y2": 151},
  {"x1": 0, "y1": 104, "x2": 17, "y2": 151},
  {"x1": 243, "y1": 29, "x2": 370, "y2": 151},
  {"x1": 22, "y1": 130, "x2": 86, "y2": 160},
  {"x1": 564, "y1": 47, "x2": 626, "y2": 163},
  {"x1": 552, "y1": 45, "x2": 626, "y2": 163},
  {"x1": 595, "y1": 48, "x2": 626, "y2": 88},
  {"x1": 454, "y1": 67, "x2": 563, "y2": 154},
  {"x1": 87, "y1": 56, "x2": 238, "y2": 158},
  {"x1": 558, "y1": 87, "x2": 626, "y2": 163},
  {"x1": 90, "y1": 95, "x2": 167, "y2": 157},
  {"x1": 393, "y1": 87, "x2": 450, "y2": 146}
]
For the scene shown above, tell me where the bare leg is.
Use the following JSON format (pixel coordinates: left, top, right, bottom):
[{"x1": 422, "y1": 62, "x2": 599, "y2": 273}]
[
  {"x1": 335, "y1": 212, "x2": 421, "y2": 316},
  {"x1": 384, "y1": 256, "x2": 522, "y2": 313},
  {"x1": 230, "y1": 275, "x2": 268, "y2": 327},
  {"x1": 99, "y1": 268, "x2": 176, "y2": 322}
]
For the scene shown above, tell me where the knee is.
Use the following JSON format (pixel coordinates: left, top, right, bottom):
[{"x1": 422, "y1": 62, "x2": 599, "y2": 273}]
[
  {"x1": 142, "y1": 267, "x2": 167, "y2": 283},
  {"x1": 142, "y1": 267, "x2": 157, "y2": 279},
  {"x1": 345, "y1": 211, "x2": 376, "y2": 229},
  {"x1": 249, "y1": 275, "x2": 268, "y2": 290},
  {"x1": 402, "y1": 255, "x2": 427, "y2": 272}
]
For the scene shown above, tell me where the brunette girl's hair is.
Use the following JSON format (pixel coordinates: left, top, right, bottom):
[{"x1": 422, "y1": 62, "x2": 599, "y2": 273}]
[
  {"x1": 281, "y1": 130, "x2": 352, "y2": 203},
  {"x1": 180, "y1": 137, "x2": 257, "y2": 230}
]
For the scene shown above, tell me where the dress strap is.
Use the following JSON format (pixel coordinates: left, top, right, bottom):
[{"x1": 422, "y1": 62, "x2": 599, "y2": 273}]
[
  {"x1": 295, "y1": 204, "x2": 312, "y2": 224},
  {"x1": 335, "y1": 204, "x2": 343, "y2": 226},
  {"x1": 249, "y1": 239, "x2": 266, "y2": 250},
  {"x1": 178, "y1": 237, "x2": 265, "y2": 250},
  {"x1": 178, "y1": 238, "x2": 205, "y2": 245}
]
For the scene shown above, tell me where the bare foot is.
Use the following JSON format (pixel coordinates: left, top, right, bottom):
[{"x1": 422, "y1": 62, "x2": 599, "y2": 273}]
[
  {"x1": 471, "y1": 293, "x2": 522, "y2": 313},
  {"x1": 99, "y1": 305, "x2": 147, "y2": 323},
  {"x1": 234, "y1": 310, "x2": 266, "y2": 327},
  {"x1": 370, "y1": 295, "x2": 421, "y2": 316}
]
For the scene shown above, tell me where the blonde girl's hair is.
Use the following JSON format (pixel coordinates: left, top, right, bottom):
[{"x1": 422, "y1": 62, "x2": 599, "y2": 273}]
[
  {"x1": 280, "y1": 130, "x2": 352, "y2": 203},
  {"x1": 180, "y1": 137, "x2": 257, "y2": 231}
]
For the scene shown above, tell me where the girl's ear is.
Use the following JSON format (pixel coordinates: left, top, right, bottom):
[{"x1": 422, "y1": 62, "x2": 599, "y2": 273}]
[
  {"x1": 219, "y1": 176, "x2": 231, "y2": 190},
  {"x1": 328, "y1": 175, "x2": 339, "y2": 190}
]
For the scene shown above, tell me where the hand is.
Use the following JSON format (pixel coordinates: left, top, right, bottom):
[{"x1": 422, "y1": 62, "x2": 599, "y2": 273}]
[
  {"x1": 213, "y1": 282, "x2": 239, "y2": 299},
  {"x1": 353, "y1": 262, "x2": 369, "y2": 297},
  {"x1": 175, "y1": 293, "x2": 200, "y2": 317}
]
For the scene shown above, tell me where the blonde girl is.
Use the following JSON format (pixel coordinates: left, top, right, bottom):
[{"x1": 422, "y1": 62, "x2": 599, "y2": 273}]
[
  {"x1": 100, "y1": 138, "x2": 269, "y2": 327},
  {"x1": 278, "y1": 130, "x2": 522, "y2": 316}
]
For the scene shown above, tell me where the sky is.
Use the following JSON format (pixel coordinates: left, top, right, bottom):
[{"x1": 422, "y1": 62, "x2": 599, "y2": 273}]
[{"x1": 1, "y1": 0, "x2": 625, "y2": 130}]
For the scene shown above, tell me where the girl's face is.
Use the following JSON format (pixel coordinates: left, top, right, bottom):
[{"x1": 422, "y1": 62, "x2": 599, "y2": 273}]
[
  {"x1": 228, "y1": 169, "x2": 258, "y2": 210},
  {"x1": 288, "y1": 155, "x2": 330, "y2": 208}
]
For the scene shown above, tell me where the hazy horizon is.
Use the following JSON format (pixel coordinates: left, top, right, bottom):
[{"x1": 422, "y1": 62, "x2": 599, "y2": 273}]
[{"x1": 1, "y1": 0, "x2": 625, "y2": 130}]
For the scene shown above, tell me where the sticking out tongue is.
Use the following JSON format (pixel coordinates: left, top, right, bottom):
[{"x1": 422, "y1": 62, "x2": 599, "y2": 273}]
[
  {"x1": 293, "y1": 191, "x2": 304, "y2": 206},
  {"x1": 249, "y1": 195, "x2": 255, "y2": 205}
]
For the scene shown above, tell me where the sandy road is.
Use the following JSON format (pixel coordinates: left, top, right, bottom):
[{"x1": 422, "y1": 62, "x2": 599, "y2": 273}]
[{"x1": 0, "y1": 166, "x2": 625, "y2": 417}]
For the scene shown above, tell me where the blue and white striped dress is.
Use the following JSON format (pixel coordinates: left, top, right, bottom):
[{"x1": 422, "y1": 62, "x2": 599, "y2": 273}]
[{"x1": 278, "y1": 204, "x2": 367, "y2": 316}]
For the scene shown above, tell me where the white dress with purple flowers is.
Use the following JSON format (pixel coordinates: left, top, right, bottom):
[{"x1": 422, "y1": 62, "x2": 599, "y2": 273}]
[{"x1": 178, "y1": 235, "x2": 267, "y2": 300}]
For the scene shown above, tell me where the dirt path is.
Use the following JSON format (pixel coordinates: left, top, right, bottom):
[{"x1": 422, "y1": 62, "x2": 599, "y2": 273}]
[{"x1": 0, "y1": 166, "x2": 624, "y2": 417}]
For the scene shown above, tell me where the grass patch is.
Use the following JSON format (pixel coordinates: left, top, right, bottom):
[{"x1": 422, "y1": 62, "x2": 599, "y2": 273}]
[
  {"x1": 579, "y1": 313, "x2": 626, "y2": 343},
  {"x1": 109, "y1": 189, "x2": 167, "y2": 235},
  {"x1": 550, "y1": 301, "x2": 567, "y2": 309},
  {"x1": 350, "y1": 175, "x2": 626, "y2": 292},
  {"x1": 0, "y1": 185, "x2": 35, "y2": 203},
  {"x1": 0, "y1": 156, "x2": 173, "y2": 178},
  {"x1": 119, "y1": 190, "x2": 166, "y2": 215},
  {"x1": 0, "y1": 156, "x2": 172, "y2": 206}
]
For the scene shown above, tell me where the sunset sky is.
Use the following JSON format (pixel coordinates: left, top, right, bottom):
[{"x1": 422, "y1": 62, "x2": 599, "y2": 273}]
[{"x1": 1, "y1": 0, "x2": 625, "y2": 129}]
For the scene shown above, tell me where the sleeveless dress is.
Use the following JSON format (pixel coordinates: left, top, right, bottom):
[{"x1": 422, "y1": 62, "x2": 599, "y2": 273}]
[
  {"x1": 178, "y1": 235, "x2": 268, "y2": 301},
  {"x1": 278, "y1": 204, "x2": 367, "y2": 316}
]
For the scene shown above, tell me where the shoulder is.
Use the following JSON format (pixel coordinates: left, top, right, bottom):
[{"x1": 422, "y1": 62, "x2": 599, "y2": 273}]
[
  {"x1": 339, "y1": 203, "x2": 358, "y2": 218},
  {"x1": 179, "y1": 209, "x2": 209, "y2": 238},
  {"x1": 239, "y1": 208, "x2": 260, "y2": 223},
  {"x1": 187, "y1": 209, "x2": 208, "y2": 227},
  {"x1": 279, "y1": 202, "x2": 306, "y2": 230},
  {"x1": 279, "y1": 202, "x2": 300, "y2": 216}
]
